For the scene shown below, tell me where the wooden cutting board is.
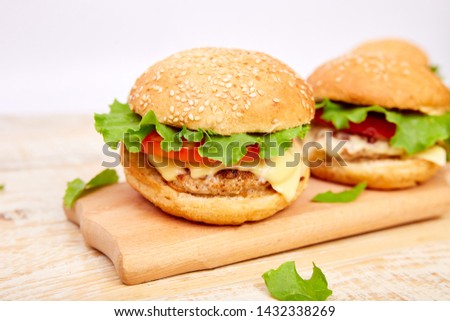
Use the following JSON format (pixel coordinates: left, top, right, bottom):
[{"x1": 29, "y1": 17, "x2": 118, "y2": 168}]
[{"x1": 65, "y1": 166, "x2": 450, "y2": 285}]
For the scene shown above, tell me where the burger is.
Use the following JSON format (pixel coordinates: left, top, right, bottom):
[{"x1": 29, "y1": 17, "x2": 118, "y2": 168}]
[
  {"x1": 306, "y1": 51, "x2": 450, "y2": 189},
  {"x1": 95, "y1": 48, "x2": 314, "y2": 225}
]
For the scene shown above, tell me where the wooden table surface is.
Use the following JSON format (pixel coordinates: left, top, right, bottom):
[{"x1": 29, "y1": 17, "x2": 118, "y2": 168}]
[{"x1": 1, "y1": 115, "x2": 449, "y2": 300}]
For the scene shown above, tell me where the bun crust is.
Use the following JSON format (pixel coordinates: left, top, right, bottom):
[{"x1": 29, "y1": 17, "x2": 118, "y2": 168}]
[
  {"x1": 310, "y1": 154, "x2": 440, "y2": 190},
  {"x1": 308, "y1": 53, "x2": 450, "y2": 114},
  {"x1": 129, "y1": 48, "x2": 314, "y2": 135},
  {"x1": 308, "y1": 54, "x2": 450, "y2": 114},
  {"x1": 122, "y1": 148, "x2": 309, "y2": 225},
  {"x1": 352, "y1": 38, "x2": 429, "y2": 66}
]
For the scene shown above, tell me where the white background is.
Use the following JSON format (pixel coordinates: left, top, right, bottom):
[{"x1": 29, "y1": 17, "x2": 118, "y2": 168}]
[{"x1": 0, "y1": 0, "x2": 449, "y2": 115}]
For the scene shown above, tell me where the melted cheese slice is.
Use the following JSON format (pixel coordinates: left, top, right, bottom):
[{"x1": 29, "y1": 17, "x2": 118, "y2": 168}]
[
  {"x1": 147, "y1": 142, "x2": 307, "y2": 202},
  {"x1": 412, "y1": 145, "x2": 447, "y2": 166}
]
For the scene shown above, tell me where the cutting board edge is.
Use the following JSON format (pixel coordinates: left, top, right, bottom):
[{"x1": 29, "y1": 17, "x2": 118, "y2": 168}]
[{"x1": 64, "y1": 204, "x2": 125, "y2": 281}]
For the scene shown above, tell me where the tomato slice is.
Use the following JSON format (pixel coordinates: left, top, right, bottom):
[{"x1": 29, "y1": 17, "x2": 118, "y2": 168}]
[
  {"x1": 141, "y1": 131, "x2": 260, "y2": 165},
  {"x1": 314, "y1": 109, "x2": 396, "y2": 140},
  {"x1": 240, "y1": 144, "x2": 260, "y2": 163}
]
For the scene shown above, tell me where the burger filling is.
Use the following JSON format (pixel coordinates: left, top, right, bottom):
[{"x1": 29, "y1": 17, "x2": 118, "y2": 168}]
[
  {"x1": 310, "y1": 99, "x2": 450, "y2": 166},
  {"x1": 145, "y1": 140, "x2": 307, "y2": 201},
  {"x1": 95, "y1": 101, "x2": 310, "y2": 202}
]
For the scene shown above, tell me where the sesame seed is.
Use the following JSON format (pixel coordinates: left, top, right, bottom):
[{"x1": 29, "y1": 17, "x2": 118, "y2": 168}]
[
  {"x1": 335, "y1": 76, "x2": 342, "y2": 82},
  {"x1": 198, "y1": 106, "x2": 205, "y2": 113},
  {"x1": 273, "y1": 98, "x2": 280, "y2": 103},
  {"x1": 194, "y1": 116, "x2": 201, "y2": 121},
  {"x1": 249, "y1": 92, "x2": 257, "y2": 98},
  {"x1": 232, "y1": 104, "x2": 239, "y2": 111},
  {"x1": 183, "y1": 107, "x2": 190, "y2": 112},
  {"x1": 272, "y1": 118, "x2": 279, "y2": 124},
  {"x1": 170, "y1": 90, "x2": 175, "y2": 96},
  {"x1": 173, "y1": 117, "x2": 179, "y2": 122},
  {"x1": 188, "y1": 100, "x2": 194, "y2": 106},
  {"x1": 236, "y1": 112, "x2": 244, "y2": 117},
  {"x1": 188, "y1": 114, "x2": 194, "y2": 120},
  {"x1": 170, "y1": 106, "x2": 175, "y2": 113}
]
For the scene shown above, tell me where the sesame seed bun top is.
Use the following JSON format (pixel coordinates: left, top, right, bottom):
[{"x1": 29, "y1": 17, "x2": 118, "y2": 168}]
[
  {"x1": 308, "y1": 53, "x2": 450, "y2": 115},
  {"x1": 352, "y1": 38, "x2": 429, "y2": 66},
  {"x1": 128, "y1": 48, "x2": 314, "y2": 135}
]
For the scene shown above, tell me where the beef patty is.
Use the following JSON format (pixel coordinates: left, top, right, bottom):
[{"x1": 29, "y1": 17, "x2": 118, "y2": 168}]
[{"x1": 167, "y1": 169, "x2": 273, "y2": 197}]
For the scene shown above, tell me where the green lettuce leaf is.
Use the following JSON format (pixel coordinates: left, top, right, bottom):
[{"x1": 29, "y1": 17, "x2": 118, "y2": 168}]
[
  {"x1": 312, "y1": 182, "x2": 367, "y2": 203},
  {"x1": 0, "y1": 184, "x2": 4, "y2": 191},
  {"x1": 63, "y1": 169, "x2": 119, "y2": 208},
  {"x1": 95, "y1": 100, "x2": 310, "y2": 165},
  {"x1": 262, "y1": 261, "x2": 332, "y2": 301},
  {"x1": 318, "y1": 99, "x2": 450, "y2": 155},
  {"x1": 259, "y1": 125, "x2": 310, "y2": 159},
  {"x1": 94, "y1": 100, "x2": 142, "y2": 150},
  {"x1": 430, "y1": 65, "x2": 439, "y2": 74},
  {"x1": 430, "y1": 65, "x2": 442, "y2": 78},
  {"x1": 95, "y1": 100, "x2": 182, "y2": 153},
  {"x1": 198, "y1": 133, "x2": 259, "y2": 165},
  {"x1": 443, "y1": 138, "x2": 450, "y2": 162}
]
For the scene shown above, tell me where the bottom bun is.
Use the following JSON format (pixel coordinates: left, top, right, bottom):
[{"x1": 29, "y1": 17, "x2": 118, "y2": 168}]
[
  {"x1": 122, "y1": 149, "x2": 309, "y2": 225},
  {"x1": 311, "y1": 155, "x2": 440, "y2": 190}
]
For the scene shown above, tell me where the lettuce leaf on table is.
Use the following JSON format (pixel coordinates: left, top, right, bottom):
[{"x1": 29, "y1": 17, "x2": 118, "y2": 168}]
[
  {"x1": 312, "y1": 182, "x2": 367, "y2": 203},
  {"x1": 63, "y1": 169, "x2": 119, "y2": 208},
  {"x1": 262, "y1": 261, "x2": 332, "y2": 301}
]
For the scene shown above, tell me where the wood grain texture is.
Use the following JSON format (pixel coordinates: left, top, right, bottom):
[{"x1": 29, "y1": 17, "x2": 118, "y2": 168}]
[
  {"x1": 65, "y1": 171, "x2": 450, "y2": 285},
  {"x1": 1, "y1": 115, "x2": 450, "y2": 300}
]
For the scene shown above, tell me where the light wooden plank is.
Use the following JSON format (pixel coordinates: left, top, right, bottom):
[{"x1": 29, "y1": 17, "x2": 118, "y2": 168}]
[{"x1": 1, "y1": 115, "x2": 449, "y2": 300}]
